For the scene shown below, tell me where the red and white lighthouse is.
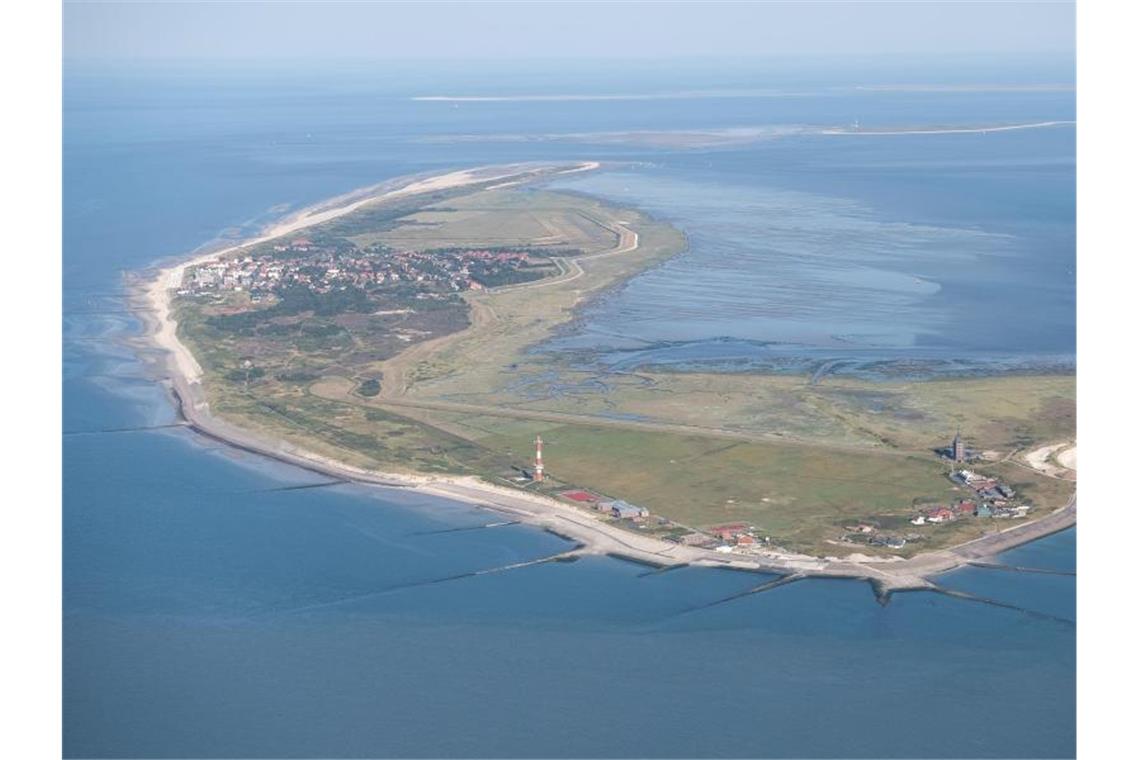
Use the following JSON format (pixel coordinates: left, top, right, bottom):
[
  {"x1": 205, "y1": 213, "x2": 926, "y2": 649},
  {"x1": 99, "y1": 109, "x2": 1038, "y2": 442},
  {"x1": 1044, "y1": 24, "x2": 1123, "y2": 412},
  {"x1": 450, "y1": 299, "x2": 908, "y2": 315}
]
[{"x1": 533, "y1": 435, "x2": 545, "y2": 482}]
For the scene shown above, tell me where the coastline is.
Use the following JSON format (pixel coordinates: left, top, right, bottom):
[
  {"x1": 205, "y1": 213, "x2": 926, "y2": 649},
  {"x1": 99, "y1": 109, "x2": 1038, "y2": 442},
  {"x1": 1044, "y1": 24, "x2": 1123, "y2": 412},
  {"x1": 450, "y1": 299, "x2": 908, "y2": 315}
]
[
  {"x1": 130, "y1": 163, "x2": 1076, "y2": 597},
  {"x1": 819, "y1": 119, "x2": 1076, "y2": 136}
]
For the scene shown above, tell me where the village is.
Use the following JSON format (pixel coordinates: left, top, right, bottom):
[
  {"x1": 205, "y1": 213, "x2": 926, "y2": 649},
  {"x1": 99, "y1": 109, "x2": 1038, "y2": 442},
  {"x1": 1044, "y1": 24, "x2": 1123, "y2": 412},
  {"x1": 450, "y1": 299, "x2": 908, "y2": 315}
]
[
  {"x1": 177, "y1": 236, "x2": 557, "y2": 302},
  {"x1": 832, "y1": 430, "x2": 1036, "y2": 551},
  {"x1": 509, "y1": 430, "x2": 1037, "y2": 557},
  {"x1": 832, "y1": 466, "x2": 1031, "y2": 550}
]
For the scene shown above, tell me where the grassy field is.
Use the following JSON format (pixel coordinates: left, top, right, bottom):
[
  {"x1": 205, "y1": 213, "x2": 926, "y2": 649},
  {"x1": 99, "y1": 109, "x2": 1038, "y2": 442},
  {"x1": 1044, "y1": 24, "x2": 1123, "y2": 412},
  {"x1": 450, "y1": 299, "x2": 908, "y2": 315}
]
[
  {"x1": 355, "y1": 190, "x2": 621, "y2": 253},
  {"x1": 411, "y1": 365, "x2": 1075, "y2": 453},
  {"x1": 203, "y1": 381, "x2": 510, "y2": 478},
  {"x1": 207, "y1": 376, "x2": 1070, "y2": 557},
  {"x1": 422, "y1": 411, "x2": 954, "y2": 545},
  {"x1": 377, "y1": 405, "x2": 1071, "y2": 555},
  {"x1": 178, "y1": 179, "x2": 1075, "y2": 558}
]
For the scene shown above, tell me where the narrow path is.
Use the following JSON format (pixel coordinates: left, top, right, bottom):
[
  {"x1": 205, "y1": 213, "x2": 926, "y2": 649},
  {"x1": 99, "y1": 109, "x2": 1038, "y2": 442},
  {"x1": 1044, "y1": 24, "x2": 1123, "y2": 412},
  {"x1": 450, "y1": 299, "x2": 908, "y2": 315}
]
[{"x1": 353, "y1": 392, "x2": 930, "y2": 458}]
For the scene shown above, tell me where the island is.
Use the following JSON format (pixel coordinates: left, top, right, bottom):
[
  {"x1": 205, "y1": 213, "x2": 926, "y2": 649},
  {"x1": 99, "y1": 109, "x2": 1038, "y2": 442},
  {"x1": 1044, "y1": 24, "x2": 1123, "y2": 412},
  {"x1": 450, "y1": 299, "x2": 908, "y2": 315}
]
[{"x1": 132, "y1": 161, "x2": 1076, "y2": 599}]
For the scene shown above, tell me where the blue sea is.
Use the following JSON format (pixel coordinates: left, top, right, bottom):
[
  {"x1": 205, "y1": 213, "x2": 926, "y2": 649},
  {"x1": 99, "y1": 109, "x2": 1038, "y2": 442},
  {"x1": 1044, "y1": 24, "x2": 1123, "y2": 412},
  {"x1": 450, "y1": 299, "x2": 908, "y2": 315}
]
[{"x1": 64, "y1": 59, "x2": 1075, "y2": 758}]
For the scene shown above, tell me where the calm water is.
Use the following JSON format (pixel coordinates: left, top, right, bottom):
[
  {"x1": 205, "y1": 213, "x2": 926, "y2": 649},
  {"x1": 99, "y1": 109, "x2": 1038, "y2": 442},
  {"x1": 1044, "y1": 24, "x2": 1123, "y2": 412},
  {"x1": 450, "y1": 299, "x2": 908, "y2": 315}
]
[
  {"x1": 64, "y1": 61, "x2": 1075, "y2": 758},
  {"x1": 545, "y1": 130, "x2": 1074, "y2": 378}
]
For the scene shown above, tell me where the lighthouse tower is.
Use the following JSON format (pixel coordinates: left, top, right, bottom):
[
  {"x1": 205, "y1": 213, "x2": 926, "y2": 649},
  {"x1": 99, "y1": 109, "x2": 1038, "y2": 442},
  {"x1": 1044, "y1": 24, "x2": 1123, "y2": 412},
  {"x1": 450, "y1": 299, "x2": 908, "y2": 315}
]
[{"x1": 533, "y1": 435, "x2": 545, "y2": 482}]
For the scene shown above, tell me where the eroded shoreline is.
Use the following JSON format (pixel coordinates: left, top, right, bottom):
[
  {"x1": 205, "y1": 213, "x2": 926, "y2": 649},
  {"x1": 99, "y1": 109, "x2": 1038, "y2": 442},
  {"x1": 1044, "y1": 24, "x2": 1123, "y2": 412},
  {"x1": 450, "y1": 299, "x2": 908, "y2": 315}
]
[{"x1": 130, "y1": 162, "x2": 1076, "y2": 596}]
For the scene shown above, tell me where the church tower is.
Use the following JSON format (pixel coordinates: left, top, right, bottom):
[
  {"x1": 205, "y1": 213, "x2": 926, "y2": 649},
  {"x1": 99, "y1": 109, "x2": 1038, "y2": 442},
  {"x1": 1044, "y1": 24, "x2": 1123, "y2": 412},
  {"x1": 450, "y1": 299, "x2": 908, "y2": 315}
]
[{"x1": 952, "y1": 429, "x2": 965, "y2": 463}]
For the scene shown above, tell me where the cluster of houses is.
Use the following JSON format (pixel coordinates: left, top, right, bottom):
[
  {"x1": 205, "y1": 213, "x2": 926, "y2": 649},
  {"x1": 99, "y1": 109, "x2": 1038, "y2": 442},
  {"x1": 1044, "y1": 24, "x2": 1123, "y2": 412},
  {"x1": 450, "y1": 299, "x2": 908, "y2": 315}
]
[
  {"x1": 704, "y1": 523, "x2": 769, "y2": 553},
  {"x1": 705, "y1": 522, "x2": 759, "y2": 546},
  {"x1": 179, "y1": 238, "x2": 546, "y2": 301},
  {"x1": 911, "y1": 469, "x2": 1031, "y2": 525},
  {"x1": 661, "y1": 522, "x2": 770, "y2": 553},
  {"x1": 912, "y1": 501, "x2": 979, "y2": 524},
  {"x1": 951, "y1": 469, "x2": 1017, "y2": 500}
]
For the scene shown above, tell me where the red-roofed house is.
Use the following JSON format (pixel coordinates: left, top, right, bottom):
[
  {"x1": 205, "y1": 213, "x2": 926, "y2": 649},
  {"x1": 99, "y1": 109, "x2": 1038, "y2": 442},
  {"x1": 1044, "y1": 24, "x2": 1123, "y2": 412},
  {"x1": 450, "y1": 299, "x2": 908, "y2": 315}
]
[
  {"x1": 956, "y1": 500, "x2": 977, "y2": 515},
  {"x1": 927, "y1": 506, "x2": 955, "y2": 523}
]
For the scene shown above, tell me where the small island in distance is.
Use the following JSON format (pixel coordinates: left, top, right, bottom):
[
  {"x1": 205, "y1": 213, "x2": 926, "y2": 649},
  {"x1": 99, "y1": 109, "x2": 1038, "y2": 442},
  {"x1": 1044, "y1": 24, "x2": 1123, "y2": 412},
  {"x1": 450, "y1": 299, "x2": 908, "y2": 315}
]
[{"x1": 134, "y1": 160, "x2": 1075, "y2": 598}]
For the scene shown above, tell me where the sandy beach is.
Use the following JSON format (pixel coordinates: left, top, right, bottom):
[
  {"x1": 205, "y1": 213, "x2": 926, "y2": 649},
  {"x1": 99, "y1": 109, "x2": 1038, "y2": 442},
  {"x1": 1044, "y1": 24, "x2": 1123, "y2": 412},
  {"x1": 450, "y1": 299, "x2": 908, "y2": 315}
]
[
  {"x1": 1023, "y1": 441, "x2": 1079, "y2": 480},
  {"x1": 134, "y1": 162, "x2": 1075, "y2": 596},
  {"x1": 819, "y1": 120, "x2": 1076, "y2": 136}
]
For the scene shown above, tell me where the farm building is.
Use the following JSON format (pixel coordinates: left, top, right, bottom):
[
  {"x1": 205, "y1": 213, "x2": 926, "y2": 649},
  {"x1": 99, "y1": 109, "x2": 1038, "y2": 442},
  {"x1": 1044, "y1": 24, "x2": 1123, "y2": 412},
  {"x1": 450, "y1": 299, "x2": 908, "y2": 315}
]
[{"x1": 603, "y1": 500, "x2": 650, "y2": 519}]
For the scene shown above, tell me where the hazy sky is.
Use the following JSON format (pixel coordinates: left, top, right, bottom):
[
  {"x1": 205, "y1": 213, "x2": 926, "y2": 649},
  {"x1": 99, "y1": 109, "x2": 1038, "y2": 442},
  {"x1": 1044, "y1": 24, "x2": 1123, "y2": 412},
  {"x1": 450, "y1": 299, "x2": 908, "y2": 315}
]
[{"x1": 64, "y1": 1, "x2": 1075, "y2": 61}]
